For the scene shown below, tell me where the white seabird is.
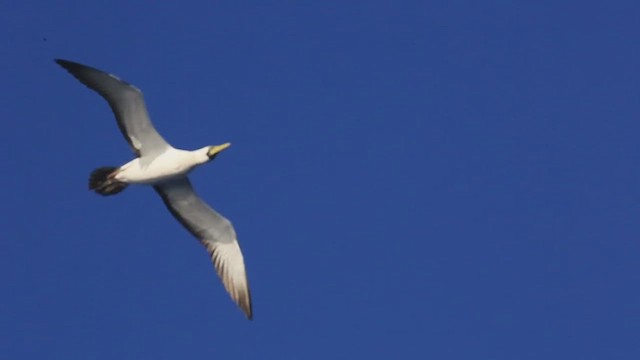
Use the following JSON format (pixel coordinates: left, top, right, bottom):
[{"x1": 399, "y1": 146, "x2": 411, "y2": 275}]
[{"x1": 56, "y1": 59, "x2": 252, "y2": 319}]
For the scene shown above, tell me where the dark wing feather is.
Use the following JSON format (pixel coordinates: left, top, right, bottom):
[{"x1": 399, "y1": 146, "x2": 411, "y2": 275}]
[
  {"x1": 55, "y1": 59, "x2": 169, "y2": 157},
  {"x1": 154, "y1": 177, "x2": 252, "y2": 319}
]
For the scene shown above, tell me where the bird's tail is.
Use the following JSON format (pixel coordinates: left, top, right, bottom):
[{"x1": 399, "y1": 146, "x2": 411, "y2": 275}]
[{"x1": 89, "y1": 167, "x2": 128, "y2": 196}]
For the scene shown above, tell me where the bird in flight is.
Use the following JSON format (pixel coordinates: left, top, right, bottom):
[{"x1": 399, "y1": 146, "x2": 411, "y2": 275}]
[{"x1": 56, "y1": 59, "x2": 252, "y2": 319}]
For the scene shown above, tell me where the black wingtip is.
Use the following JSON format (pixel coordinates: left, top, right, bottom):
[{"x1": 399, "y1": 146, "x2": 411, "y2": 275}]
[
  {"x1": 54, "y1": 58, "x2": 80, "y2": 71},
  {"x1": 55, "y1": 59, "x2": 102, "y2": 76},
  {"x1": 54, "y1": 59, "x2": 77, "y2": 74}
]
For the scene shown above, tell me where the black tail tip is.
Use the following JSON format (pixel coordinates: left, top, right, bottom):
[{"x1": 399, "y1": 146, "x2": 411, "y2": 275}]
[{"x1": 89, "y1": 167, "x2": 127, "y2": 196}]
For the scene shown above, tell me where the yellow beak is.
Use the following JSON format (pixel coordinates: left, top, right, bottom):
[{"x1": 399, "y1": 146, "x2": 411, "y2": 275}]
[{"x1": 207, "y1": 142, "x2": 231, "y2": 157}]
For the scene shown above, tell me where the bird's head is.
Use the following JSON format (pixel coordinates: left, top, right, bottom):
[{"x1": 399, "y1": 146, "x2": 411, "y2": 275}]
[{"x1": 206, "y1": 142, "x2": 231, "y2": 161}]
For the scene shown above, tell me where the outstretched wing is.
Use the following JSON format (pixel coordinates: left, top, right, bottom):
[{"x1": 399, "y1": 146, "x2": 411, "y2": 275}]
[
  {"x1": 55, "y1": 59, "x2": 170, "y2": 157},
  {"x1": 154, "y1": 177, "x2": 252, "y2": 319}
]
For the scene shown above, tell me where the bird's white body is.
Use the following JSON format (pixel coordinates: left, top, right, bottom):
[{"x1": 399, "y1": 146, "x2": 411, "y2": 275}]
[{"x1": 115, "y1": 147, "x2": 210, "y2": 184}]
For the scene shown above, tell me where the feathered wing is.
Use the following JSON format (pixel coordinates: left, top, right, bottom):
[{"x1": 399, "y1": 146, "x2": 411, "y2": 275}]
[
  {"x1": 55, "y1": 59, "x2": 170, "y2": 157},
  {"x1": 154, "y1": 177, "x2": 252, "y2": 319}
]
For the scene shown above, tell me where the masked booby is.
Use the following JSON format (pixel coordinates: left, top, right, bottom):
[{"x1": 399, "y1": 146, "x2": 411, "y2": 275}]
[{"x1": 56, "y1": 59, "x2": 252, "y2": 319}]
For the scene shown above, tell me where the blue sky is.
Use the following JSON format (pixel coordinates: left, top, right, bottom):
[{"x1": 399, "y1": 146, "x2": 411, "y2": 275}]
[{"x1": 1, "y1": 1, "x2": 639, "y2": 358}]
